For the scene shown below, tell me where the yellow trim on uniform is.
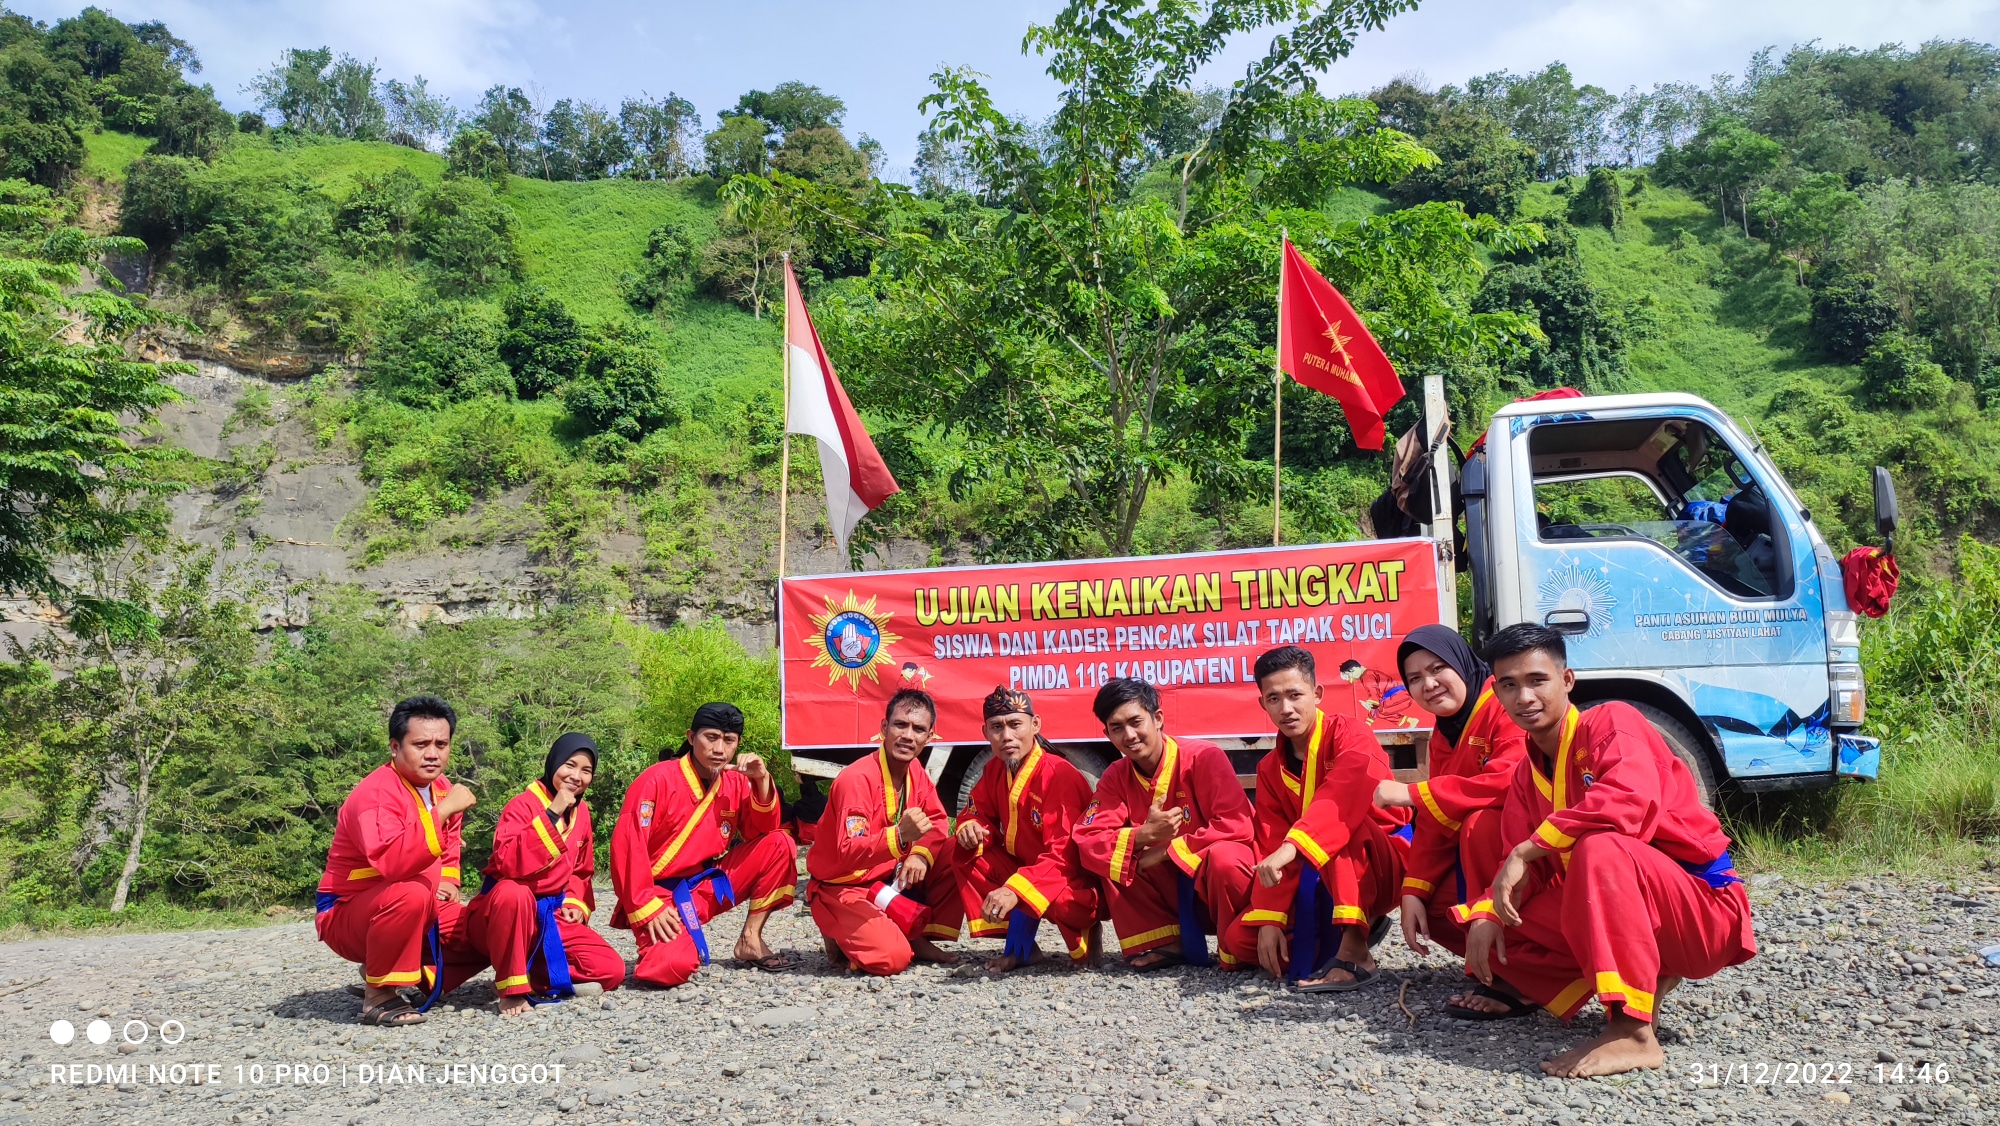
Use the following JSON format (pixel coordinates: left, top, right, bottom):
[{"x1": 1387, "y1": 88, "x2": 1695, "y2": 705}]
[
  {"x1": 493, "y1": 974, "x2": 530, "y2": 991},
  {"x1": 1169, "y1": 836, "x2": 1203, "y2": 874},
  {"x1": 531, "y1": 814, "x2": 564, "y2": 859},
  {"x1": 348, "y1": 866, "x2": 380, "y2": 880},
  {"x1": 1240, "y1": 909, "x2": 1289, "y2": 927},
  {"x1": 562, "y1": 896, "x2": 591, "y2": 919},
  {"x1": 1285, "y1": 827, "x2": 1330, "y2": 868},
  {"x1": 922, "y1": 922, "x2": 961, "y2": 940},
  {"x1": 1595, "y1": 970, "x2": 1655, "y2": 1014},
  {"x1": 1402, "y1": 877, "x2": 1435, "y2": 894},
  {"x1": 650, "y1": 758, "x2": 722, "y2": 876},
  {"x1": 749, "y1": 786, "x2": 780, "y2": 813},
  {"x1": 1546, "y1": 977, "x2": 1594, "y2": 1018},
  {"x1": 366, "y1": 969, "x2": 423, "y2": 986},
  {"x1": 969, "y1": 919, "x2": 1009, "y2": 937},
  {"x1": 1299, "y1": 712, "x2": 1326, "y2": 807},
  {"x1": 1529, "y1": 764, "x2": 1554, "y2": 801},
  {"x1": 1533, "y1": 820, "x2": 1576, "y2": 850},
  {"x1": 877, "y1": 747, "x2": 904, "y2": 821},
  {"x1": 1414, "y1": 781, "x2": 1462, "y2": 832},
  {"x1": 626, "y1": 896, "x2": 667, "y2": 925},
  {"x1": 1331, "y1": 904, "x2": 1366, "y2": 923},
  {"x1": 439, "y1": 866, "x2": 460, "y2": 882},
  {"x1": 1217, "y1": 950, "x2": 1242, "y2": 967},
  {"x1": 1118, "y1": 923, "x2": 1181, "y2": 951},
  {"x1": 1068, "y1": 932, "x2": 1091, "y2": 961},
  {"x1": 399, "y1": 776, "x2": 444, "y2": 858},
  {"x1": 1004, "y1": 872, "x2": 1051, "y2": 915},
  {"x1": 911, "y1": 844, "x2": 935, "y2": 866},
  {"x1": 1109, "y1": 827, "x2": 1135, "y2": 883},
  {"x1": 884, "y1": 824, "x2": 904, "y2": 860},
  {"x1": 746, "y1": 886, "x2": 794, "y2": 912},
  {"x1": 1003, "y1": 745, "x2": 1044, "y2": 856}
]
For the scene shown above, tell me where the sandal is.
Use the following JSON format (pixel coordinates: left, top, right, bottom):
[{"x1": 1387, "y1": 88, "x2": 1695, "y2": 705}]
[
  {"x1": 732, "y1": 952, "x2": 799, "y2": 972},
  {"x1": 1444, "y1": 984, "x2": 1538, "y2": 1021},
  {"x1": 359, "y1": 999, "x2": 427, "y2": 1027},
  {"x1": 1296, "y1": 956, "x2": 1377, "y2": 993}
]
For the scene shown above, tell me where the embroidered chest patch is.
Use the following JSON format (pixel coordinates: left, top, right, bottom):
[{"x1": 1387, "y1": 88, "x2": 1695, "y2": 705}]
[
  {"x1": 845, "y1": 815, "x2": 869, "y2": 838},
  {"x1": 638, "y1": 800, "x2": 654, "y2": 828},
  {"x1": 1081, "y1": 799, "x2": 1099, "y2": 825},
  {"x1": 1581, "y1": 772, "x2": 1596, "y2": 789},
  {"x1": 1028, "y1": 808, "x2": 1043, "y2": 827}
]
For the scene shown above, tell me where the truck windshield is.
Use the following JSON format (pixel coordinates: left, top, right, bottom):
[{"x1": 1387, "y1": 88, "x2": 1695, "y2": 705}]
[{"x1": 1529, "y1": 418, "x2": 1787, "y2": 600}]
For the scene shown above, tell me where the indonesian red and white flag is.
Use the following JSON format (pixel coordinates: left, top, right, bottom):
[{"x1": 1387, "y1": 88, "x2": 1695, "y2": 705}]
[
  {"x1": 785, "y1": 262, "x2": 899, "y2": 552},
  {"x1": 1278, "y1": 239, "x2": 1405, "y2": 449}
]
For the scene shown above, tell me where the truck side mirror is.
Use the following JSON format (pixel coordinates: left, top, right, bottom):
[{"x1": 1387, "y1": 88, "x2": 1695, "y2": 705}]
[{"x1": 1872, "y1": 466, "x2": 1899, "y2": 551}]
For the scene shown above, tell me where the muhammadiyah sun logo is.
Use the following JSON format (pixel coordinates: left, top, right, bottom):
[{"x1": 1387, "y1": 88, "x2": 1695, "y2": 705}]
[{"x1": 803, "y1": 591, "x2": 901, "y2": 690}]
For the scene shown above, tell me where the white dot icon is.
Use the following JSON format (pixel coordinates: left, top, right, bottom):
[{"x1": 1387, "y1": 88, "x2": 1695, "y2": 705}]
[
  {"x1": 86, "y1": 1020, "x2": 111, "y2": 1045},
  {"x1": 49, "y1": 1020, "x2": 74, "y2": 1045}
]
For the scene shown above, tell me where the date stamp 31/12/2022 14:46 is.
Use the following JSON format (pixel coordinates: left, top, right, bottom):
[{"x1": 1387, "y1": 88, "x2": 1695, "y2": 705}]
[{"x1": 1682, "y1": 1059, "x2": 1955, "y2": 1087}]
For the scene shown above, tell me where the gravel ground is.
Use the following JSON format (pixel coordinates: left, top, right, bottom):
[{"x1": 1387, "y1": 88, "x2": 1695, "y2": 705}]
[{"x1": 1, "y1": 868, "x2": 1995, "y2": 1126}]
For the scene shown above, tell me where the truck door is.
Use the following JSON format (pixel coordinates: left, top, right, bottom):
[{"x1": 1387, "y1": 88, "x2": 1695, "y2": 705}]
[{"x1": 1504, "y1": 408, "x2": 1834, "y2": 782}]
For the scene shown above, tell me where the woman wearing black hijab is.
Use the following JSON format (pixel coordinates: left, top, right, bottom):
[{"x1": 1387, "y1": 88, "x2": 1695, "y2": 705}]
[
  {"x1": 444, "y1": 732, "x2": 626, "y2": 1016},
  {"x1": 1373, "y1": 625, "x2": 1534, "y2": 1019}
]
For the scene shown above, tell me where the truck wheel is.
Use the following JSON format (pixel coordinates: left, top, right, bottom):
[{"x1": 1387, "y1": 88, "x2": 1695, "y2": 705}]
[
  {"x1": 1584, "y1": 700, "x2": 1717, "y2": 810},
  {"x1": 946, "y1": 742, "x2": 1119, "y2": 815}
]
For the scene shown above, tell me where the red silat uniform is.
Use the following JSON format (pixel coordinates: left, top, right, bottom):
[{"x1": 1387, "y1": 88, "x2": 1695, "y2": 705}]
[
  {"x1": 942, "y1": 744, "x2": 1101, "y2": 962},
  {"x1": 1073, "y1": 737, "x2": 1254, "y2": 962},
  {"x1": 316, "y1": 764, "x2": 466, "y2": 991},
  {"x1": 1221, "y1": 711, "x2": 1408, "y2": 969},
  {"x1": 1399, "y1": 681, "x2": 1528, "y2": 956},
  {"x1": 437, "y1": 782, "x2": 626, "y2": 998},
  {"x1": 805, "y1": 749, "x2": 956, "y2": 975},
  {"x1": 1458, "y1": 703, "x2": 1756, "y2": 1021},
  {"x1": 610, "y1": 757, "x2": 796, "y2": 987}
]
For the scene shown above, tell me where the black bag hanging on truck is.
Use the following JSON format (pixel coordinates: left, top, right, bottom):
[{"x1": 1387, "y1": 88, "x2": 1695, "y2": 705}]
[{"x1": 1368, "y1": 416, "x2": 1463, "y2": 540}]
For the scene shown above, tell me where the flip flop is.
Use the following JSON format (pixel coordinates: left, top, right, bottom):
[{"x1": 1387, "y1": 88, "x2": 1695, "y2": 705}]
[
  {"x1": 1367, "y1": 915, "x2": 1393, "y2": 948},
  {"x1": 1444, "y1": 984, "x2": 1538, "y2": 1021},
  {"x1": 1296, "y1": 956, "x2": 1377, "y2": 993},
  {"x1": 358, "y1": 999, "x2": 427, "y2": 1027},
  {"x1": 731, "y1": 952, "x2": 799, "y2": 972}
]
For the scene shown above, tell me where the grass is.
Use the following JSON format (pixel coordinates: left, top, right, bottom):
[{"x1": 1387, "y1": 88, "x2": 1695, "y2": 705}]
[
  {"x1": 82, "y1": 128, "x2": 151, "y2": 184},
  {"x1": 503, "y1": 175, "x2": 720, "y2": 323},
  {"x1": 0, "y1": 901, "x2": 278, "y2": 942}
]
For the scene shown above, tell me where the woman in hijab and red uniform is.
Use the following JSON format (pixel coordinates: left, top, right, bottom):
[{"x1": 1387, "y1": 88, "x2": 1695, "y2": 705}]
[
  {"x1": 440, "y1": 733, "x2": 626, "y2": 1013},
  {"x1": 1371, "y1": 626, "x2": 1528, "y2": 1011}
]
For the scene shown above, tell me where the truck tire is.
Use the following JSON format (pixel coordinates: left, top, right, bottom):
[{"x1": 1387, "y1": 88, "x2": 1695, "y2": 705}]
[
  {"x1": 1583, "y1": 699, "x2": 1717, "y2": 810},
  {"x1": 946, "y1": 742, "x2": 1119, "y2": 815}
]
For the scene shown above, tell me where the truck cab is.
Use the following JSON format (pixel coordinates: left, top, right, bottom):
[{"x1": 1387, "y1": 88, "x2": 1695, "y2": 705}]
[{"x1": 1460, "y1": 391, "x2": 1881, "y2": 801}]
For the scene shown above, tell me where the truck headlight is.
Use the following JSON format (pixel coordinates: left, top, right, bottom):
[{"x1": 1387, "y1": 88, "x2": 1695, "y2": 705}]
[{"x1": 1829, "y1": 663, "x2": 1866, "y2": 725}]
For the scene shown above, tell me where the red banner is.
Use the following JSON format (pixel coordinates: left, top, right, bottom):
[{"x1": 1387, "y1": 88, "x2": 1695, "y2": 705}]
[{"x1": 780, "y1": 540, "x2": 1443, "y2": 748}]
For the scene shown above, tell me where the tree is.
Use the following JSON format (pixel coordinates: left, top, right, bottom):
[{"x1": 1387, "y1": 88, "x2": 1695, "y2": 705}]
[
  {"x1": 541, "y1": 99, "x2": 629, "y2": 181},
  {"x1": 246, "y1": 47, "x2": 386, "y2": 139},
  {"x1": 1455, "y1": 62, "x2": 1616, "y2": 179},
  {"x1": 1566, "y1": 166, "x2": 1624, "y2": 229},
  {"x1": 445, "y1": 127, "x2": 509, "y2": 186},
  {"x1": 0, "y1": 181, "x2": 183, "y2": 631},
  {"x1": 369, "y1": 297, "x2": 511, "y2": 408},
  {"x1": 1384, "y1": 108, "x2": 1534, "y2": 219},
  {"x1": 704, "y1": 113, "x2": 770, "y2": 178},
  {"x1": 468, "y1": 85, "x2": 539, "y2": 176},
  {"x1": 1750, "y1": 171, "x2": 1856, "y2": 283},
  {"x1": 1859, "y1": 330, "x2": 1954, "y2": 410},
  {"x1": 500, "y1": 288, "x2": 588, "y2": 397},
  {"x1": 563, "y1": 325, "x2": 683, "y2": 440},
  {"x1": 733, "y1": 81, "x2": 845, "y2": 134},
  {"x1": 32, "y1": 542, "x2": 261, "y2": 912},
  {"x1": 152, "y1": 84, "x2": 236, "y2": 161},
  {"x1": 761, "y1": 0, "x2": 1539, "y2": 556},
  {"x1": 620, "y1": 222, "x2": 700, "y2": 313},
  {"x1": 0, "y1": 42, "x2": 94, "y2": 185},
  {"x1": 1657, "y1": 117, "x2": 1783, "y2": 234},
  {"x1": 1808, "y1": 270, "x2": 1897, "y2": 362},
  {"x1": 770, "y1": 125, "x2": 869, "y2": 191},
  {"x1": 382, "y1": 75, "x2": 459, "y2": 151},
  {"x1": 412, "y1": 178, "x2": 522, "y2": 292},
  {"x1": 619, "y1": 94, "x2": 701, "y2": 180}
]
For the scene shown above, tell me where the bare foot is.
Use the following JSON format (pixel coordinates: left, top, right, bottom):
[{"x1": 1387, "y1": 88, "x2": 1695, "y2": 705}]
[
  {"x1": 1127, "y1": 949, "x2": 1177, "y2": 971},
  {"x1": 1446, "y1": 991, "x2": 1515, "y2": 1014},
  {"x1": 1542, "y1": 1012, "x2": 1665, "y2": 1078},
  {"x1": 823, "y1": 935, "x2": 849, "y2": 970},
  {"x1": 984, "y1": 947, "x2": 1042, "y2": 974},
  {"x1": 1082, "y1": 922, "x2": 1105, "y2": 969},
  {"x1": 1298, "y1": 926, "x2": 1376, "y2": 987},
  {"x1": 911, "y1": 937, "x2": 960, "y2": 965},
  {"x1": 496, "y1": 995, "x2": 532, "y2": 1017},
  {"x1": 735, "y1": 936, "x2": 774, "y2": 963}
]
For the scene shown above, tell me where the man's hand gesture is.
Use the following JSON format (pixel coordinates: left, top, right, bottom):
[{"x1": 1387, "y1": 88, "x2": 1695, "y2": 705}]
[
  {"x1": 643, "y1": 904, "x2": 684, "y2": 946},
  {"x1": 1254, "y1": 841, "x2": 1299, "y2": 888},
  {"x1": 435, "y1": 783, "x2": 477, "y2": 820},
  {"x1": 897, "y1": 852, "x2": 930, "y2": 890},
  {"x1": 955, "y1": 819, "x2": 989, "y2": 852},
  {"x1": 737, "y1": 753, "x2": 771, "y2": 791},
  {"x1": 1465, "y1": 918, "x2": 1507, "y2": 986},
  {"x1": 1134, "y1": 801, "x2": 1185, "y2": 848},
  {"x1": 1399, "y1": 893, "x2": 1431, "y2": 956},
  {"x1": 896, "y1": 806, "x2": 933, "y2": 846},
  {"x1": 1254, "y1": 925, "x2": 1290, "y2": 979},
  {"x1": 980, "y1": 886, "x2": 1020, "y2": 924}
]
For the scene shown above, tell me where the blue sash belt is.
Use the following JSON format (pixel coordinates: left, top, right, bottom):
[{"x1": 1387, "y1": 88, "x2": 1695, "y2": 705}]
[
  {"x1": 1175, "y1": 871, "x2": 1212, "y2": 966},
  {"x1": 1287, "y1": 866, "x2": 1337, "y2": 981},
  {"x1": 1678, "y1": 851, "x2": 1742, "y2": 889},
  {"x1": 1003, "y1": 909, "x2": 1039, "y2": 962},
  {"x1": 315, "y1": 891, "x2": 339, "y2": 914},
  {"x1": 473, "y1": 875, "x2": 576, "y2": 1004},
  {"x1": 660, "y1": 868, "x2": 735, "y2": 965}
]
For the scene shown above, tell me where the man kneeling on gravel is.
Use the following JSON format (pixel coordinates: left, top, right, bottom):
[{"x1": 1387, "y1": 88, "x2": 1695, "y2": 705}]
[
  {"x1": 317, "y1": 695, "x2": 477, "y2": 1027},
  {"x1": 1461, "y1": 625, "x2": 1757, "y2": 1077}
]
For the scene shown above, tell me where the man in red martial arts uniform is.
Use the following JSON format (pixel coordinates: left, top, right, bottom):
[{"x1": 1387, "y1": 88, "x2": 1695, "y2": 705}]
[
  {"x1": 1463, "y1": 624, "x2": 1756, "y2": 1076},
  {"x1": 1223, "y1": 647, "x2": 1408, "y2": 990},
  {"x1": 611, "y1": 703, "x2": 798, "y2": 987},
  {"x1": 317, "y1": 696, "x2": 476, "y2": 1027},
  {"x1": 1074, "y1": 678, "x2": 1254, "y2": 970},
  {"x1": 441, "y1": 733, "x2": 626, "y2": 1013},
  {"x1": 805, "y1": 689, "x2": 959, "y2": 975},
  {"x1": 1370, "y1": 626, "x2": 1527, "y2": 992},
  {"x1": 943, "y1": 687, "x2": 1102, "y2": 973}
]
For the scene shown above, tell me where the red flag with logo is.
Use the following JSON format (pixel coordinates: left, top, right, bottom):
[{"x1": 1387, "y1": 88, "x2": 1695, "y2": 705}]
[{"x1": 1278, "y1": 239, "x2": 1405, "y2": 449}]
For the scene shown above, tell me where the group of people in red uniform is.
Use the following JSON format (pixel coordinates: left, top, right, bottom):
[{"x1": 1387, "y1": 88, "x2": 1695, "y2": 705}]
[{"x1": 315, "y1": 622, "x2": 1753, "y2": 1078}]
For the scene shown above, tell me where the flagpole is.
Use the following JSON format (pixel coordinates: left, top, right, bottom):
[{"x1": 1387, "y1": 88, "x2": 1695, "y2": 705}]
[
  {"x1": 778, "y1": 253, "x2": 792, "y2": 583},
  {"x1": 1273, "y1": 230, "x2": 1286, "y2": 547}
]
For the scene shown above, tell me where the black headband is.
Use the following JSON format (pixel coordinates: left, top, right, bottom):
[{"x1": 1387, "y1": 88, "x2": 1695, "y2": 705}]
[
  {"x1": 689, "y1": 702, "x2": 745, "y2": 736},
  {"x1": 983, "y1": 685, "x2": 1035, "y2": 720}
]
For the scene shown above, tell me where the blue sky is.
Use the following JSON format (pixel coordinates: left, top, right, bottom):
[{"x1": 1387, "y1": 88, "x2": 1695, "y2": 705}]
[{"x1": 13, "y1": 0, "x2": 2000, "y2": 173}]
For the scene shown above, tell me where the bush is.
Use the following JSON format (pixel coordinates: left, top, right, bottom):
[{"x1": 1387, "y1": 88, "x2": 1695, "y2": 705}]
[
  {"x1": 1808, "y1": 272, "x2": 1897, "y2": 363},
  {"x1": 1474, "y1": 223, "x2": 1627, "y2": 391},
  {"x1": 368, "y1": 298, "x2": 512, "y2": 409},
  {"x1": 334, "y1": 168, "x2": 422, "y2": 262},
  {"x1": 563, "y1": 324, "x2": 683, "y2": 440},
  {"x1": 1383, "y1": 110, "x2": 1534, "y2": 220},
  {"x1": 152, "y1": 85, "x2": 236, "y2": 162},
  {"x1": 445, "y1": 127, "x2": 509, "y2": 187},
  {"x1": 500, "y1": 288, "x2": 587, "y2": 399},
  {"x1": 619, "y1": 221, "x2": 699, "y2": 313},
  {"x1": 119, "y1": 153, "x2": 200, "y2": 248},
  {"x1": 1566, "y1": 167, "x2": 1624, "y2": 230},
  {"x1": 623, "y1": 620, "x2": 788, "y2": 791},
  {"x1": 1859, "y1": 331, "x2": 1953, "y2": 410},
  {"x1": 411, "y1": 178, "x2": 520, "y2": 293}
]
